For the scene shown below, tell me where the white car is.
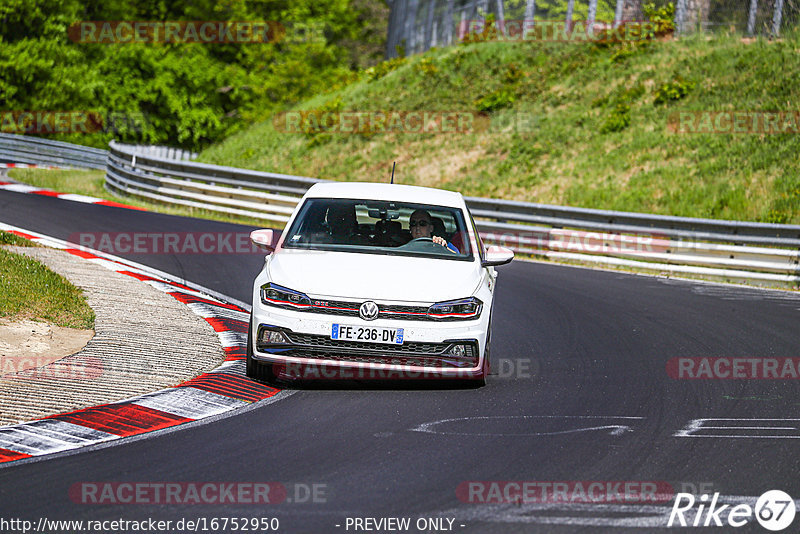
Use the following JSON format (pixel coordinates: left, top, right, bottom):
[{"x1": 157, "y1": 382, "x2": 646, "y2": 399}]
[{"x1": 246, "y1": 182, "x2": 513, "y2": 385}]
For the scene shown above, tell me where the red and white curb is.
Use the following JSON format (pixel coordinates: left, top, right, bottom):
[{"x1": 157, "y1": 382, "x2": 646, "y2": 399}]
[
  {"x1": 0, "y1": 179, "x2": 145, "y2": 210},
  {"x1": 0, "y1": 223, "x2": 284, "y2": 466}
]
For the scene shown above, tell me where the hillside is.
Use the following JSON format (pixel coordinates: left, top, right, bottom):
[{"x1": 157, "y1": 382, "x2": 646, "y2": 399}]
[{"x1": 199, "y1": 29, "x2": 800, "y2": 224}]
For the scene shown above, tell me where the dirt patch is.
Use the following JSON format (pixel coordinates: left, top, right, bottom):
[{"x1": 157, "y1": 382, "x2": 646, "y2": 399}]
[{"x1": 0, "y1": 318, "x2": 93, "y2": 377}]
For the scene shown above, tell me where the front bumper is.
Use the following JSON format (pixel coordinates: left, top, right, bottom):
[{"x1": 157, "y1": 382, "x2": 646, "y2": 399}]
[{"x1": 250, "y1": 302, "x2": 488, "y2": 379}]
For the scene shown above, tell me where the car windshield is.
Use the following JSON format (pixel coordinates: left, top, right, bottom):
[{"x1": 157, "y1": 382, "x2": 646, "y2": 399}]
[{"x1": 282, "y1": 198, "x2": 473, "y2": 260}]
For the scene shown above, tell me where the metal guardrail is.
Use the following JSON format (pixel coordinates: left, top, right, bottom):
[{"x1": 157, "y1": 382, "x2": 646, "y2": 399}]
[
  {"x1": 114, "y1": 143, "x2": 197, "y2": 162},
  {"x1": 0, "y1": 133, "x2": 107, "y2": 170},
  {"x1": 105, "y1": 140, "x2": 323, "y2": 223},
  {"x1": 0, "y1": 134, "x2": 798, "y2": 287},
  {"x1": 104, "y1": 141, "x2": 799, "y2": 288}
]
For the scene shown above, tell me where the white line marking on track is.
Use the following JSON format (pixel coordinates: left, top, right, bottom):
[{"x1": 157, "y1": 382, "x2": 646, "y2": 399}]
[
  {"x1": 411, "y1": 415, "x2": 644, "y2": 436},
  {"x1": 674, "y1": 418, "x2": 800, "y2": 438}
]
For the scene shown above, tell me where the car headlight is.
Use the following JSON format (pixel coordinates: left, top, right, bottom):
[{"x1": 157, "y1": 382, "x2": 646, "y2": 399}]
[
  {"x1": 427, "y1": 297, "x2": 483, "y2": 320},
  {"x1": 260, "y1": 283, "x2": 311, "y2": 309}
]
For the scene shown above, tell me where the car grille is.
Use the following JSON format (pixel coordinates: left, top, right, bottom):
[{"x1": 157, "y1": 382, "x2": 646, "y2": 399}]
[
  {"x1": 286, "y1": 332, "x2": 442, "y2": 353},
  {"x1": 259, "y1": 330, "x2": 478, "y2": 369},
  {"x1": 305, "y1": 299, "x2": 433, "y2": 321}
]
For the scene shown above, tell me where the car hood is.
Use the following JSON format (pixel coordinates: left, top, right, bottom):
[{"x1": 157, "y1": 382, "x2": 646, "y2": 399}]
[{"x1": 268, "y1": 250, "x2": 480, "y2": 303}]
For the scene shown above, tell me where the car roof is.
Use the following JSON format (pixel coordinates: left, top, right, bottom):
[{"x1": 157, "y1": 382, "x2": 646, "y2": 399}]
[{"x1": 304, "y1": 182, "x2": 466, "y2": 209}]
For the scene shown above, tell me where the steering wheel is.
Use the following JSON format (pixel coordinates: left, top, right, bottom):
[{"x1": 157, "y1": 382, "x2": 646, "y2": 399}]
[{"x1": 409, "y1": 237, "x2": 434, "y2": 242}]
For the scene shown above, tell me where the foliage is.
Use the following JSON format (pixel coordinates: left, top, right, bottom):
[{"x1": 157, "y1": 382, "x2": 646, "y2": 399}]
[
  {"x1": 643, "y1": 2, "x2": 676, "y2": 37},
  {"x1": 364, "y1": 56, "x2": 407, "y2": 81},
  {"x1": 475, "y1": 89, "x2": 516, "y2": 112},
  {"x1": 0, "y1": 0, "x2": 389, "y2": 149},
  {"x1": 654, "y1": 77, "x2": 696, "y2": 105},
  {"x1": 414, "y1": 56, "x2": 438, "y2": 76},
  {"x1": 599, "y1": 103, "x2": 631, "y2": 133}
]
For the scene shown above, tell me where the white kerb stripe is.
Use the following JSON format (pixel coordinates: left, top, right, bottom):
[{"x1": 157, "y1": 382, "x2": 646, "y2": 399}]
[
  {"x1": 0, "y1": 420, "x2": 118, "y2": 456},
  {"x1": 57, "y1": 193, "x2": 105, "y2": 203},
  {"x1": 133, "y1": 387, "x2": 248, "y2": 419}
]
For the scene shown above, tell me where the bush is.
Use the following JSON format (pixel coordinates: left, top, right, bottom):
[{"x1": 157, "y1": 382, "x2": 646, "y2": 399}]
[
  {"x1": 600, "y1": 103, "x2": 631, "y2": 133},
  {"x1": 0, "y1": 0, "x2": 384, "y2": 150},
  {"x1": 365, "y1": 56, "x2": 407, "y2": 81},
  {"x1": 644, "y1": 2, "x2": 676, "y2": 37},
  {"x1": 475, "y1": 89, "x2": 516, "y2": 112},
  {"x1": 654, "y1": 77, "x2": 696, "y2": 105},
  {"x1": 414, "y1": 56, "x2": 438, "y2": 76}
]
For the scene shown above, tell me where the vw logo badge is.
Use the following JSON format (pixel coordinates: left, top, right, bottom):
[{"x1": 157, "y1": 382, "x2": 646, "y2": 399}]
[{"x1": 359, "y1": 301, "x2": 379, "y2": 321}]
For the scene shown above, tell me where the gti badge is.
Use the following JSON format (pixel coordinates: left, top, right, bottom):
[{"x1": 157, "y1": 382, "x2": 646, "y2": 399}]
[{"x1": 359, "y1": 301, "x2": 379, "y2": 321}]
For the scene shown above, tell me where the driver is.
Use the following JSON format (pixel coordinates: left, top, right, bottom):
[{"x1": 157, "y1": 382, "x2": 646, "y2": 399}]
[{"x1": 408, "y1": 209, "x2": 458, "y2": 253}]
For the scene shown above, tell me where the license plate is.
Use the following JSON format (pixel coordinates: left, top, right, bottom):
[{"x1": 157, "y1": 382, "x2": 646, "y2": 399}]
[{"x1": 331, "y1": 324, "x2": 404, "y2": 345}]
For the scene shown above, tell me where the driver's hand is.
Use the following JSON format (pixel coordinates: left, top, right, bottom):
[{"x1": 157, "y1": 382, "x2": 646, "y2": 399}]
[{"x1": 432, "y1": 236, "x2": 447, "y2": 247}]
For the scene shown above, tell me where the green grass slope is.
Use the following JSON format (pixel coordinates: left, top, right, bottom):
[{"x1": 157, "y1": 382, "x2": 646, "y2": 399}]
[{"x1": 200, "y1": 31, "x2": 800, "y2": 224}]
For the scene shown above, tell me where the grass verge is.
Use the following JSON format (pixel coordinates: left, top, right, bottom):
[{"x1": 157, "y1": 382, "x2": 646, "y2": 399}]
[
  {"x1": 200, "y1": 30, "x2": 800, "y2": 224},
  {"x1": 0, "y1": 235, "x2": 95, "y2": 329},
  {"x1": 0, "y1": 231, "x2": 35, "y2": 247}
]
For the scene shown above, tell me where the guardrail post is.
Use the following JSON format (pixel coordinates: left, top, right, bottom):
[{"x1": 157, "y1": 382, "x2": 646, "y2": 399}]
[
  {"x1": 495, "y1": 0, "x2": 505, "y2": 32},
  {"x1": 404, "y1": 0, "x2": 419, "y2": 54},
  {"x1": 566, "y1": 0, "x2": 575, "y2": 26},
  {"x1": 772, "y1": 0, "x2": 784, "y2": 36},
  {"x1": 587, "y1": 0, "x2": 598, "y2": 36},
  {"x1": 442, "y1": 0, "x2": 455, "y2": 45},
  {"x1": 386, "y1": 0, "x2": 402, "y2": 57},
  {"x1": 614, "y1": 0, "x2": 624, "y2": 28},
  {"x1": 588, "y1": 0, "x2": 598, "y2": 26},
  {"x1": 674, "y1": 0, "x2": 687, "y2": 34},
  {"x1": 524, "y1": 0, "x2": 535, "y2": 27},
  {"x1": 424, "y1": 0, "x2": 436, "y2": 51},
  {"x1": 746, "y1": 0, "x2": 758, "y2": 35}
]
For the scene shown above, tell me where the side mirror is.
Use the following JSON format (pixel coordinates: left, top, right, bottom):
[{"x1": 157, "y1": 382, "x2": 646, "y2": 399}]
[
  {"x1": 250, "y1": 229, "x2": 275, "y2": 252},
  {"x1": 481, "y1": 245, "x2": 514, "y2": 267}
]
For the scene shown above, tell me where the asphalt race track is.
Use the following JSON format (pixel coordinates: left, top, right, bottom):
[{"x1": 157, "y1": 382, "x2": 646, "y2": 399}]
[{"x1": 1, "y1": 188, "x2": 800, "y2": 533}]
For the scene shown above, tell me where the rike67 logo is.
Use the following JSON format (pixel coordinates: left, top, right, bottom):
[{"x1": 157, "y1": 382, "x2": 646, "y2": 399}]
[{"x1": 668, "y1": 490, "x2": 796, "y2": 530}]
